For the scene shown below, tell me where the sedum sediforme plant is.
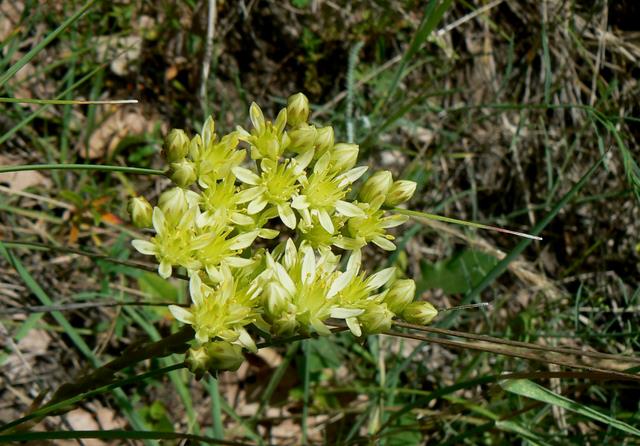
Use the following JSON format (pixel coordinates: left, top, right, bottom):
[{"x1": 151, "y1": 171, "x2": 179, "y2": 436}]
[{"x1": 129, "y1": 93, "x2": 436, "y2": 378}]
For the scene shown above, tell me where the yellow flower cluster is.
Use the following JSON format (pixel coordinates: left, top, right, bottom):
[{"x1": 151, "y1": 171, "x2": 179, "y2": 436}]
[{"x1": 129, "y1": 93, "x2": 437, "y2": 376}]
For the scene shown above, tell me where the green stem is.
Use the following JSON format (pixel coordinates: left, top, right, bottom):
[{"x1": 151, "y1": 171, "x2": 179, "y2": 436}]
[
  {"x1": 1, "y1": 240, "x2": 188, "y2": 280},
  {"x1": 46, "y1": 326, "x2": 194, "y2": 406},
  {"x1": 0, "y1": 327, "x2": 194, "y2": 433},
  {"x1": 0, "y1": 164, "x2": 165, "y2": 176},
  {"x1": 0, "y1": 97, "x2": 137, "y2": 105},
  {"x1": 0, "y1": 363, "x2": 185, "y2": 433},
  {"x1": 0, "y1": 430, "x2": 249, "y2": 446},
  {"x1": 393, "y1": 208, "x2": 542, "y2": 240}
]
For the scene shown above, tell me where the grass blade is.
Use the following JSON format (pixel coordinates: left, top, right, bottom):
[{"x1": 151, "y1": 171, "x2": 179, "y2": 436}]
[
  {"x1": 0, "y1": 430, "x2": 250, "y2": 445},
  {"x1": 0, "y1": 0, "x2": 97, "y2": 90},
  {"x1": 439, "y1": 152, "x2": 607, "y2": 328},
  {"x1": 393, "y1": 208, "x2": 542, "y2": 240},
  {"x1": 501, "y1": 379, "x2": 640, "y2": 437},
  {"x1": 207, "y1": 377, "x2": 225, "y2": 439},
  {"x1": 0, "y1": 242, "x2": 153, "y2": 441},
  {"x1": 0, "y1": 364, "x2": 184, "y2": 433},
  {"x1": 0, "y1": 164, "x2": 165, "y2": 176},
  {"x1": 0, "y1": 97, "x2": 138, "y2": 105},
  {"x1": 374, "y1": 0, "x2": 453, "y2": 114}
]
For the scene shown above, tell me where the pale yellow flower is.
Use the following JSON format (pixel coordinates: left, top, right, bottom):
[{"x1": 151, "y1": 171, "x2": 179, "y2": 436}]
[
  {"x1": 292, "y1": 152, "x2": 367, "y2": 234},
  {"x1": 338, "y1": 197, "x2": 409, "y2": 251},
  {"x1": 261, "y1": 241, "x2": 341, "y2": 336},
  {"x1": 169, "y1": 268, "x2": 260, "y2": 348},
  {"x1": 197, "y1": 173, "x2": 253, "y2": 232},
  {"x1": 132, "y1": 206, "x2": 201, "y2": 278},
  {"x1": 327, "y1": 250, "x2": 396, "y2": 337},
  {"x1": 193, "y1": 227, "x2": 260, "y2": 282},
  {"x1": 233, "y1": 150, "x2": 313, "y2": 229},
  {"x1": 237, "y1": 102, "x2": 289, "y2": 160},
  {"x1": 190, "y1": 119, "x2": 246, "y2": 186}
]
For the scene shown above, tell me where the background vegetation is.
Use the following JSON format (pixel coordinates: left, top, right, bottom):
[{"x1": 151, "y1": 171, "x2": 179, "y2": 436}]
[{"x1": 1, "y1": 0, "x2": 639, "y2": 444}]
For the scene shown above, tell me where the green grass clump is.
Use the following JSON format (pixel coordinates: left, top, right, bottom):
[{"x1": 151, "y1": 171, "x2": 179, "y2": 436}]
[{"x1": 1, "y1": 0, "x2": 639, "y2": 444}]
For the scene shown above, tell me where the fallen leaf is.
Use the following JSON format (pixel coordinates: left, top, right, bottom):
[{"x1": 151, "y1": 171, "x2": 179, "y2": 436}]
[
  {"x1": 101, "y1": 212, "x2": 123, "y2": 225},
  {"x1": 0, "y1": 156, "x2": 50, "y2": 192},
  {"x1": 58, "y1": 409, "x2": 106, "y2": 446},
  {"x1": 84, "y1": 108, "x2": 155, "y2": 159}
]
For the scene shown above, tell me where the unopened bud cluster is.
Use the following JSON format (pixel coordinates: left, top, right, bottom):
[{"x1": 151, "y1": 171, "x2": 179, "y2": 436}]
[{"x1": 129, "y1": 93, "x2": 437, "y2": 377}]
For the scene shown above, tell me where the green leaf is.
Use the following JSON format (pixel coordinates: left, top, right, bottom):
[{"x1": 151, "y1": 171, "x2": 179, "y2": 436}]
[
  {"x1": 385, "y1": 413, "x2": 422, "y2": 446},
  {"x1": 306, "y1": 336, "x2": 343, "y2": 373},
  {"x1": 501, "y1": 379, "x2": 640, "y2": 437},
  {"x1": 138, "y1": 272, "x2": 181, "y2": 302},
  {"x1": 418, "y1": 249, "x2": 499, "y2": 294}
]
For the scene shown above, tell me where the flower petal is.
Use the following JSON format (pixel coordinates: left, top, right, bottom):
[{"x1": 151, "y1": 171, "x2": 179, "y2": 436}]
[
  {"x1": 249, "y1": 102, "x2": 265, "y2": 133},
  {"x1": 291, "y1": 195, "x2": 309, "y2": 210},
  {"x1": 152, "y1": 206, "x2": 166, "y2": 233},
  {"x1": 247, "y1": 195, "x2": 268, "y2": 214},
  {"x1": 338, "y1": 166, "x2": 368, "y2": 187},
  {"x1": 228, "y1": 230, "x2": 259, "y2": 250},
  {"x1": 205, "y1": 265, "x2": 223, "y2": 282},
  {"x1": 225, "y1": 256, "x2": 255, "y2": 267},
  {"x1": 380, "y1": 214, "x2": 409, "y2": 228},
  {"x1": 330, "y1": 307, "x2": 365, "y2": 319},
  {"x1": 327, "y1": 268, "x2": 355, "y2": 299},
  {"x1": 346, "y1": 316, "x2": 362, "y2": 337},
  {"x1": 230, "y1": 212, "x2": 255, "y2": 226},
  {"x1": 318, "y1": 209, "x2": 334, "y2": 234},
  {"x1": 314, "y1": 151, "x2": 331, "y2": 174},
  {"x1": 158, "y1": 261, "x2": 172, "y2": 278},
  {"x1": 258, "y1": 228, "x2": 280, "y2": 239},
  {"x1": 295, "y1": 148, "x2": 315, "y2": 172},
  {"x1": 335, "y1": 200, "x2": 366, "y2": 218},
  {"x1": 232, "y1": 166, "x2": 261, "y2": 185},
  {"x1": 169, "y1": 305, "x2": 194, "y2": 324},
  {"x1": 301, "y1": 246, "x2": 316, "y2": 284},
  {"x1": 310, "y1": 318, "x2": 332, "y2": 336},
  {"x1": 278, "y1": 204, "x2": 297, "y2": 229},
  {"x1": 237, "y1": 328, "x2": 257, "y2": 353},
  {"x1": 346, "y1": 249, "x2": 362, "y2": 274},
  {"x1": 236, "y1": 186, "x2": 263, "y2": 204},
  {"x1": 275, "y1": 263, "x2": 296, "y2": 296},
  {"x1": 131, "y1": 240, "x2": 157, "y2": 256},
  {"x1": 365, "y1": 267, "x2": 396, "y2": 291},
  {"x1": 189, "y1": 274, "x2": 204, "y2": 306},
  {"x1": 372, "y1": 235, "x2": 396, "y2": 251}
]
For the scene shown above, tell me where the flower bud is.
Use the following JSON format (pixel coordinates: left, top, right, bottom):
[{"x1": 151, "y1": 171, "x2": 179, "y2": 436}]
[
  {"x1": 401, "y1": 301, "x2": 438, "y2": 325},
  {"x1": 158, "y1": 187, "x2": 199, "y2": 222},
  {"x1": 186, "y1": 341, "x2": 245, "y2": 379},
  {"x1": 360, "y1": 303, "x2": 394, "y2": 334},
  {"x1": 205, "y1": 341, "x2": 245, "y2": 372},
  {"x1": 164, "y1": 129, "x2": 190, "y2": 162},
  {"x1": 287, "y1": 92, "x2": 310, "y2": 127},
  {"x1": 331, "y1": 143, "x2": 359, "y2": 172},
  {"x1": 385, "y1": 180, "x2": 417, "y2": 207},
  {"x1": 359, "y1": 171, "x2": 393, "y2": 203},
  {"x1": 127, "y1": 196, "x2": 153, "y2": 228},
  {"x1": 169, "y1": 159, "x2": 197, "y2": 187},
  {"x1": 385, "y1": 279, "x2": 416, "y2": 314},
  {"x1": 201, "y1": 116, "x2": 216, "y2": 146},
  {"x1": 188, "y1": 134, "x2": 203, "y2": 161},
  {"x1": 315, "y1": 126, "x2": 334, "y2": 156},
  {"x1": 272, "y1": 312, "x2": 298, "y2": 337},
  {"x1": 185, "y1": 345, "x2": 211, "y2": 380},
  {"x1": 287, "y1": 124, "x2": 317, "y2": 153}
]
